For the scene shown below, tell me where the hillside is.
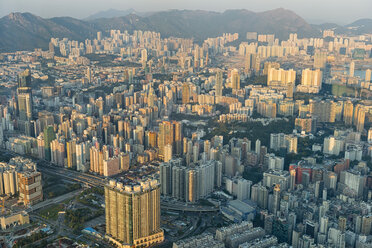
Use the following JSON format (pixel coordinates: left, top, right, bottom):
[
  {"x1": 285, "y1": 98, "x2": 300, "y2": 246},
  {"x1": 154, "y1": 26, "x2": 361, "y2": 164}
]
[
  {"x1": 90, "y1": 8, "x2": 319, "y2": 41},
  {"x1": 84, "y1": 8, "x2": 149, "y2": 20},
  {"x1": 346, "y1": 18, "x2": 372, "y2": 34},
  {"x1": 0, "y1": 13, "x2": 97, "y2": 52},
  {"x1": 5, "y1": 8, "x2": 368, "y2": 52}
]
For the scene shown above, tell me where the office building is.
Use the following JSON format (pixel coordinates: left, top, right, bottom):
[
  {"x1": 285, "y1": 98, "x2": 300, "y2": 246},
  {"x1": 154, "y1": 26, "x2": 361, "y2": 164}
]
[
  {"x1": 17, "y1": 69, "x2": 33, "y2": 122},
  {"x1": 43, "y1": 125, "x2": 56, "y2": 161}
]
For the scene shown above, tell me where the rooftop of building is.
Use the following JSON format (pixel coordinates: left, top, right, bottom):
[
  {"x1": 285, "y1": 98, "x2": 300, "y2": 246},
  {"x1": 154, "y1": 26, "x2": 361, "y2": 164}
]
[
  {"x1": 264, "y1": 169, "x2": 290, "y2": 177},
  {"x1": 228, "y1": 199, "x2": 256, "y2": 214},
  {"x1": 107, "y1": 176, "x2": 160, "y2": 194}
]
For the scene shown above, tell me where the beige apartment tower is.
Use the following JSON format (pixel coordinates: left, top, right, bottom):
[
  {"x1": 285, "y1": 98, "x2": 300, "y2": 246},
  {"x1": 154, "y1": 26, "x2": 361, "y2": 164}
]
[
  {"x1": 105, "y1": 179, "x2": 164, "y2": 248},
  {"x1": 17, "y1": 171, "x2": 43, "y2": 206}
]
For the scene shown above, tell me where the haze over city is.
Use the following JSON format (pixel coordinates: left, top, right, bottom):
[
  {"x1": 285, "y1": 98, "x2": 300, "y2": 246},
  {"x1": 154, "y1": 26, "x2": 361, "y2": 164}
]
[
  {"x1": 0, "y1": 0, "x2": 372, "y2": 247},
  {"x1": 1, "y1": 0, "x2": 372, "y2": 23}
]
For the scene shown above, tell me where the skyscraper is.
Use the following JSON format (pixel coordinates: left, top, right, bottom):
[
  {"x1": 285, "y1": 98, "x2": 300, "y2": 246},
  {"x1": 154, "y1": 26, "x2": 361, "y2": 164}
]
[
  {"x1": 354, "y1": 104, "x2": 366, "y2": 132},
  {"x1": 141, "y1": 49, "x2": 148, "y2": 64},
  {"x1": 173, "y1": 121, "x2": 182, "y2": 155},
  {"x1": 18, "y1": 69, "x2": 31, "y2": 88},
  {"x1": 86, "y1": 67, "x2": 93, "y2": 84},
  {"x1": 105, "y1": 179, "x2": 164, "y2": 247},
  {"x1": 17, "y1": 91, "x2": 32, "y2": 121},
  {"x1": 255, "y1": 139, "x2": 261, "y2": 156},
  {"x1": 272, "y1": 184, "x2": 281, "y2": 215},
  {"x1": 66, "y1": 140, "x2": 77, "y2": 169},
  {"x1": 215, "y1": 70, "x2": 223, "y2": 96},
  {"x1": 231, "y1": 69, "x2": 240, "y2": 90},
  {"x1": 44, "y1": 125, "x2": 56, "y2": 161},
  {"x1": 158, "y1": 121, "x2": 173, "y2": 159},
  {"x1": 164, "y1": 144, "x2": 173, "y2": 162},
  {"x1": 314, "y1": 51, "x2": 327, "y2": 69},
  {"x1": 18, "y1": 171, "x2": 43, "y2": 206},
  {"x1": 17, "y1": 69, "x2": 33, "y2": 122},
  {"x1": 158, "y1": 121, "x2": 181, "y2": 159},
  {"x1": 343, "y1": 101, "x2": 354, "y2": 126},
  {"x1": 97, "y1": 31, "x2": 102, "y2": 41},
  {"x1": 182, "y1": 83, "x2": 190, "y2": 104},
  {"x1": 148, "y1": 87, "x2": 155, "y2": 107}
]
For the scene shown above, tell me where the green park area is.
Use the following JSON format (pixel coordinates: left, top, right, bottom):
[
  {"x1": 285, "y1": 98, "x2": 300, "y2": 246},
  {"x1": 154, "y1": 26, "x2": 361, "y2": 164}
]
[
  {"x1": 37, "y1": 203, "x2": 65, "y2": 221},
  {"x1": 204, "y1": 117, "x2": 294, "y2": 147},
  {"x1": 65, "y1": 207, "x2": 104, "y2": 233},
  {"x1": 332, "y1": 84, "x2": 359, "y2": 97},
  {"x1": 43, "y1": 174, "x2": 81, "y2": 199}
]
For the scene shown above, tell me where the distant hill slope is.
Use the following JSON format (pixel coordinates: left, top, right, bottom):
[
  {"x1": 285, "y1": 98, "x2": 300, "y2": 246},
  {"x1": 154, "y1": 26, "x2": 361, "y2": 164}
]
[
  {"x1": 346, "y1": 18, "x2": 372, "y2": 34},
  {"x1": 312, "y1": 18, "x2": 372, "y2": 36},
  {"x1": 84, "y1": 8, "x2": 150, "y2": 20},
  {"x1": 0, "y1": 12, "x2": 97, "y2": 52},
  {"x1": 90, "y1": 8, "x2": 319, "y2": 41},
  {"x1": 1, "y1": 9, "x2": 369, "y2": 52}
]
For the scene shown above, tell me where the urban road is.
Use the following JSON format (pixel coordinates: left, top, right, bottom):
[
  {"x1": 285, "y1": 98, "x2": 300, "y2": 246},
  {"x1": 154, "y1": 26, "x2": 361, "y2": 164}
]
[{"x1": 1, "y1": 148, "x2": 219, "y2": 212}]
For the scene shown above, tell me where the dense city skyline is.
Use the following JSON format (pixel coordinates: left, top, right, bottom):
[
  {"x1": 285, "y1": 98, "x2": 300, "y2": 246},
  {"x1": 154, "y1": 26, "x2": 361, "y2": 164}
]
[
  {"x1": 1, "y1": 1, "x2": 372, "y2": 247},
  {"x1": 1, "y1": 0, "x2": 372, "y2": 24}
]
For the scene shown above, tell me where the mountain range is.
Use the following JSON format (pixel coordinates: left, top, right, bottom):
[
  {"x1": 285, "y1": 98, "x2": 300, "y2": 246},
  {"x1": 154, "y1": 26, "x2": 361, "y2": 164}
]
[
  {"x1": 0, "y1": 8, "x2": 371, "y2": 52},
  {"x1": 84, "y1": 8, "x2": 152, "y2": 20}
]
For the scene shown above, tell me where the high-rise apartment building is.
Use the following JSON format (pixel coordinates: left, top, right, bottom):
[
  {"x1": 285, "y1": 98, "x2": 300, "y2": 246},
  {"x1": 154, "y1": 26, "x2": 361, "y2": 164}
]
[
  {"x1": 0, "y1": 157, "x2": 42, "y2": 206},
  {"x1": 66, "y1": 140, "x2": 77, "y2": 169},
  {"x1": 349, "y1": 61, "x2": 355, "y2": 77},
  {"x1": 343, "y1": 101, "x2": 354, "y2": 126},
  {"x1": 314, "y1": 51, "x2": 327, "y2": 69},
  {"x1": 215, "y1": 70, "x2": 223, "y2": 96},
  {"x1": 86, "y1": 67, "x2": 93, "y2": 84},
  {"x1": 141, "y1": 49, "x2": 148, "y2": 63},
  {"x1": 105, "y1": 179, "x2": 164, "y2": 248},
  {"x1": 18, "y1": 69, "x2": 31, "y2": 88},
  {"x1": 164, "y1": 144, "x2": 172, "y2": 162},
  {"x1": 245, "y1": 54, "x2": 261, "y2": 73},
  {"x1": 160, "y1": 160, "x2": 222, "y2": 203},
  {"x1": 267, "y1": 68, "x2": 296, "y2": 86},
  {"x1": 17, "y1": 91, "x2": 32, "y2": 121},
  {"x1": 182, "y1": 83, "x2": 190, "y2": 104},
  {"x1": 158, "y1": 121, "x2": 182, "y2": 159},
  {"x1": 309, "y1": 100, "x2": 336, "y2": 123},
  {"x1": 297, "y1": 69, "x2": 323, "y2": 93},
  {"x1": 43, "y1": 125, "x2": 56, "y2": 161},
  {"x1": 18, "y1": 171, "x2": 43, "y2": 206},
  {"x1": 366, "y1": 69, "x2": 371, "y2": 82},
  {"x1": 50, "y1": 138, "x2": 65, "y2": 166},
  {"x1": 263, "y1": 62, "x2": 280, "y2": 75},
  {"x1": 295, "y1": 117, "x2": 317, "y2": 134},
  {"x1": 270, "y1": 133, "x2": 297, "y2": 153},
  {"x1": 231, "y1": 69, "x2": 240, "y2": 90},
  {"x1": 354, "y1": 104, "x2": 366, "y2": 132}
]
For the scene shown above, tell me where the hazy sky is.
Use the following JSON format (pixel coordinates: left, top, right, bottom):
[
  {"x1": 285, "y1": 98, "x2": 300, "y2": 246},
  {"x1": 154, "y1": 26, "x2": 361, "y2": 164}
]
[{"x1": 0, "y1": 0, "x2": 371, "y2": 24}]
